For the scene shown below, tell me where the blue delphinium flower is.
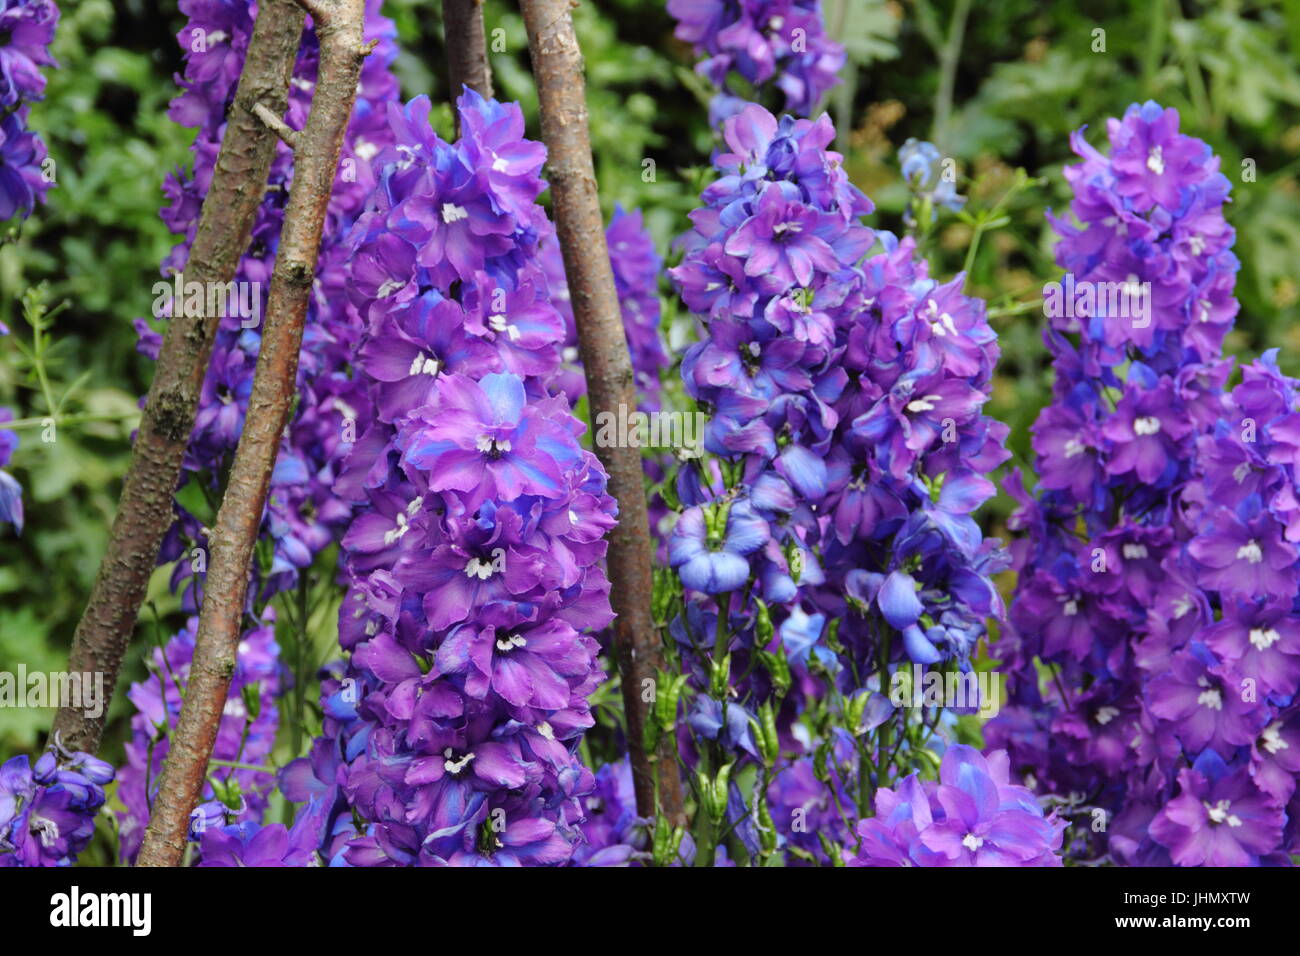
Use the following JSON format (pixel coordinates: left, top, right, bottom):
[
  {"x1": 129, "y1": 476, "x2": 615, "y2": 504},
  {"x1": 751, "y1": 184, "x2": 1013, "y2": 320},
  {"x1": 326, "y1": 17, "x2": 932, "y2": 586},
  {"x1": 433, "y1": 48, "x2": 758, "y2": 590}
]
[
  {"x1": 666, "y1": 102, "x2": 1015, "y2": 864},
  {"x1": 0, "y1": 745, "x2": 113, "y2": 867}
]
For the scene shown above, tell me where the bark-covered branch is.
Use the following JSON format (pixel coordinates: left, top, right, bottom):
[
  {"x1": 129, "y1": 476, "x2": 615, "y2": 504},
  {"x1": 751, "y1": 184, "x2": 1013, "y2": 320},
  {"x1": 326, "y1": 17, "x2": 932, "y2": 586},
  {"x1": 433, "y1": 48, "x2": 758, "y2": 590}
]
[
  {"x1": 135, "y1": 0, "x2": 372, "y2": 868},
  {"x1": 520, "y1": 0, "x2": 687, "y2": 830},
  {"x1": 252, "y1": 101, "x2": 300, "y2": 149},
  {"x1": 444, "y1": 0, "x2": 494, "y2": 103},
  {"x1": 51, "y1": 0, "x2": 306, "y2": 756}
]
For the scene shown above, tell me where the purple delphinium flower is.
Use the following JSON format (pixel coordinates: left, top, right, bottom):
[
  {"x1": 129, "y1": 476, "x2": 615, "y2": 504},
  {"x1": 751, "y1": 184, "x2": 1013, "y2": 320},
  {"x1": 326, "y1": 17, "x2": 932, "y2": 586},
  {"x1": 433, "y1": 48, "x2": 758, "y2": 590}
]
[
  {"x1": 311, "y1": 89, "x2": 618, "y2": 867},
  {"x1": 0, "y1": 0, "x2": 58, "y2": 221},
  {"x1": 1150, "y1": 758, "x2": 1285, "y2": 867},
  {"x1": 0, "y1": 405, "x2": 22, "y2": 532},
  {"x1": 845, "y1": 746, "x2": 1063, "y2": 867},
  {"x1": 116, "y1": 615, "x2": 281, "y2": 863},
  {"x1": 991, "y1": 104, "x2": 1300, "y2": 867},
  {"x1": 110, "y1": 2, "x2": 404, "y2": 868},
  {"x1": 667, "y1": 0, "x2": 845, "y2": 119}
]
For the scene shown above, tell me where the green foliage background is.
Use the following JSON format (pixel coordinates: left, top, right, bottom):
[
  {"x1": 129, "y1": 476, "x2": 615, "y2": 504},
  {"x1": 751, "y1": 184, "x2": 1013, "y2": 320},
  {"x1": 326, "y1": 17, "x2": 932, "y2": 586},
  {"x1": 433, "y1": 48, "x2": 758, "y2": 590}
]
[{"x1": 2, "y1": 0, "x2": 1298, "y2": 765}]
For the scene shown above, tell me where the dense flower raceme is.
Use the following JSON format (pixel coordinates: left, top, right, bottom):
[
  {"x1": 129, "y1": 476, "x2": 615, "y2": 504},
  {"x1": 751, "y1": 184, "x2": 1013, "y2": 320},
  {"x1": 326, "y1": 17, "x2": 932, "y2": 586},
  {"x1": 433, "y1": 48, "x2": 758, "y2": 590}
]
[
  {"x1": 665, "y1": 104, "x2": 1032, "y2": 864},
  {"x1": 987, "y1": 102, "x2": 1300, "y2": 866},
  {"x1": 271, "y1": 89, "x2": 626, "y2": 867},
  {"x1": 668, "y1": 0, "x2": 844, "y2": 124},
  {"x1": 0, "y1": 0, "x2": 58, "y2": 220},
  {"x1": 0, "y1": 745, "x2": 113, "y2": 866},
  {"x1": 114, "y1": 0, "x2": 402, "y2": 863}
]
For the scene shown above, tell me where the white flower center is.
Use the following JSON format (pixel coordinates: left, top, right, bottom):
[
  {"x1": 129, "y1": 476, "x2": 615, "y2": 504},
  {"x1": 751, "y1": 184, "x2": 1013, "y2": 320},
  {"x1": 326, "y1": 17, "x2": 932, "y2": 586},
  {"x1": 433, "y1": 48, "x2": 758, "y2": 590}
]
[
  {"x1": 907, "y1": 394, "x2": 943, "y2": 414},
  {"x1": 1236, "y1": 540, "x2": 1263, "y2": 564},
  {"x1": 489, "y1": 313, "x2": 522, "y2": 341},
  {"x1": 494, "y1": 634, "x2": 528, "y2": 653},
  {"x1": 1146, "y1": 146, "x2": 1165, "y2": 175},
  {"x1": 1095, "y1": 706, "x2": 1120, "y2": 726},
  {"x1": 443, "y1": 748, "x2": 475, "y2": 774},
  {"x1": 925, "y1": 301, "x2": 958, "y2": 337},
  {"x1": 961, "y1": 833, "x2": 984, "y2": 851},
  {"x1": 1204, "y1": 799, "x2": 1242, "y2": 828},
  {"x1": 1122, "y1": 543, "x2": 1148, "y2": 560},
  {"x1": 1249, "y1": 626, "x2": 1281, "y2": 651},
  {"x1": 1062, "y1": 598, "x2": 1079, "y2": 617},
  {"x1": 1261, "y1": 722, "x2": 1287, "y2": 755},
  {"x1": 440, "y1": 202, "x2": 469, "y2": 224},
  {"x1": 33, "y1": 817, "x2": 60, "y2": 847},
  {"x1": 1134, "y1": 416, "x2": 1161, "y2": 436},
  {"x1": 1196, "y1": 676, "x2": 1223, "y2": 711},
  {"x1": 383, "y1": 511, "x2": 409, "y2": 546},
  {"x1": 409, "y1": 353, "x2": 441, "y2": 377},
  {"x1": 475, "y1": 435, "x2": 512, "y2": 455},
  {"x1": 463, "y1": 557, "x2": 497, "y2": 580},
  {"x1": 1189, "y1": 234, "x2": 1205, "y2": 256},
  {"x1": 1064, "y1": 437, "x2": 1086, "y2": 458}
]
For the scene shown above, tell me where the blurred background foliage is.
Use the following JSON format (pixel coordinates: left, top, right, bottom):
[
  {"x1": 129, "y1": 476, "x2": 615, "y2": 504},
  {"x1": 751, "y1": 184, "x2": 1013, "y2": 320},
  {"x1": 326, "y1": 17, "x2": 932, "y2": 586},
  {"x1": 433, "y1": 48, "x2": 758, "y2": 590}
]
[{"x1": 2, "y1": 0, "x2": 1298, "y2": 758}]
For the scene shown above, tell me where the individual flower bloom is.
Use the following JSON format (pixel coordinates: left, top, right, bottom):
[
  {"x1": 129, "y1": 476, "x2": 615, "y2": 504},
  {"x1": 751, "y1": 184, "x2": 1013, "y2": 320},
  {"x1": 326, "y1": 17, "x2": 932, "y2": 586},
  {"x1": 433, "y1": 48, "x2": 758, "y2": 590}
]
[
  {"x1": 0, "y1": 0, "x2": 58, "y2": 106},
  {"x1": 399, "y1": 161, "x2": 516, "y2": 285},
  {"x1": 399, "y1": 372, "x2": 575, "y2": 509},
  {"x1": 0, "y1": 466, "x2": 21, "y2": 532},
  {"x1": 197, "y1": 816, "x2": 319, "y2": 867},
  {"x1": 454, "y1": 87, "x2": 547, "y2": 222},
  {"x1": 689, "y1": 696, "x2": 760, "y2": 760},
  {"x1": 849, "y1": 746, "x2": 1062, "y2": 867},
  {"x1": 779, "y1": 603, "x2": 837, "y2": 672},
  {"x1": 852, "y1": 364, "x2": 986, "y2": 481},
  {"x1": 722, "y1": 185, "x2": 854, "y2": 289},
  {"x1": 1146, "y1": 650, "x2": 1266, "y2": 755},
  {"x1": 1149, "y1": 759, "x2": 1284, "y2": 866},
  {"x1": 0, "y1": 109, "x2": 51, "y2": 220},
  {"x1": 192, "y1": 338, "x2": 255, "y2": 451},
  {"x1": 1107, "y1": 101, "x2": 1214, "y2": 213},
  {"x1": 356, "y1": 294, "x2": 498, "y2": 422},
  {"x1": 1050, "y1": 682, "x2": 1141, "y2": 777},
  {"x1": 1187, "y1": 504, "x2": 1297, "y2": 603},
  {"x1": 668, "y1": 498, "x2": 769, "y2": 593},
  {"x1": 573, "y1": 759, "x2": 643, "y2": 867},
  {"x1": 1201, "y1": 601, "x2": 1300, "y2": 698},
  {"x1": 0, "y1": 747, "x2": 112, "y2": 867},
  {"x1": 435, "y1": 604, "x2": 597, "y2": 712},
  {"x1": 919, "y1": 746, "x2": 1064, "y2": 867},
  {"x1": 348, "y1": 231, "x2": 419, "y2": 314},
  {"x1": 422, "y1": 793, "x2": 576, "y2": 867},
  {"x1": 898, "y1": 138, "x2": 966, "y2": 224},
  {"x1": 1029, "y1": 390, "x2": 1105, "y2": 506},
  {"x1": 1100, "y1": 377, "x2": 1192, "y2": 485},
  {"x1": 1007, "y1": 561, "x2": 1114, "y2": 664},
  {"x1": 459, "y1": 269, "x2": 565, "y2": 380},
  {"x1": 1249, "y1": 708, "x2": 1300, "y2": 806}
]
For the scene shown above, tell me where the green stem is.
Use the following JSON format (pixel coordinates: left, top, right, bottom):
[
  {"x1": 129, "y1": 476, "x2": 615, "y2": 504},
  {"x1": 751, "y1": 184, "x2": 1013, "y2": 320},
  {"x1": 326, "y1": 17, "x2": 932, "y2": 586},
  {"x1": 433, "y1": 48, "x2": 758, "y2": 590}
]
[{"x1": 931, "y1": 0, "x2": 972, "y2": 155}]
